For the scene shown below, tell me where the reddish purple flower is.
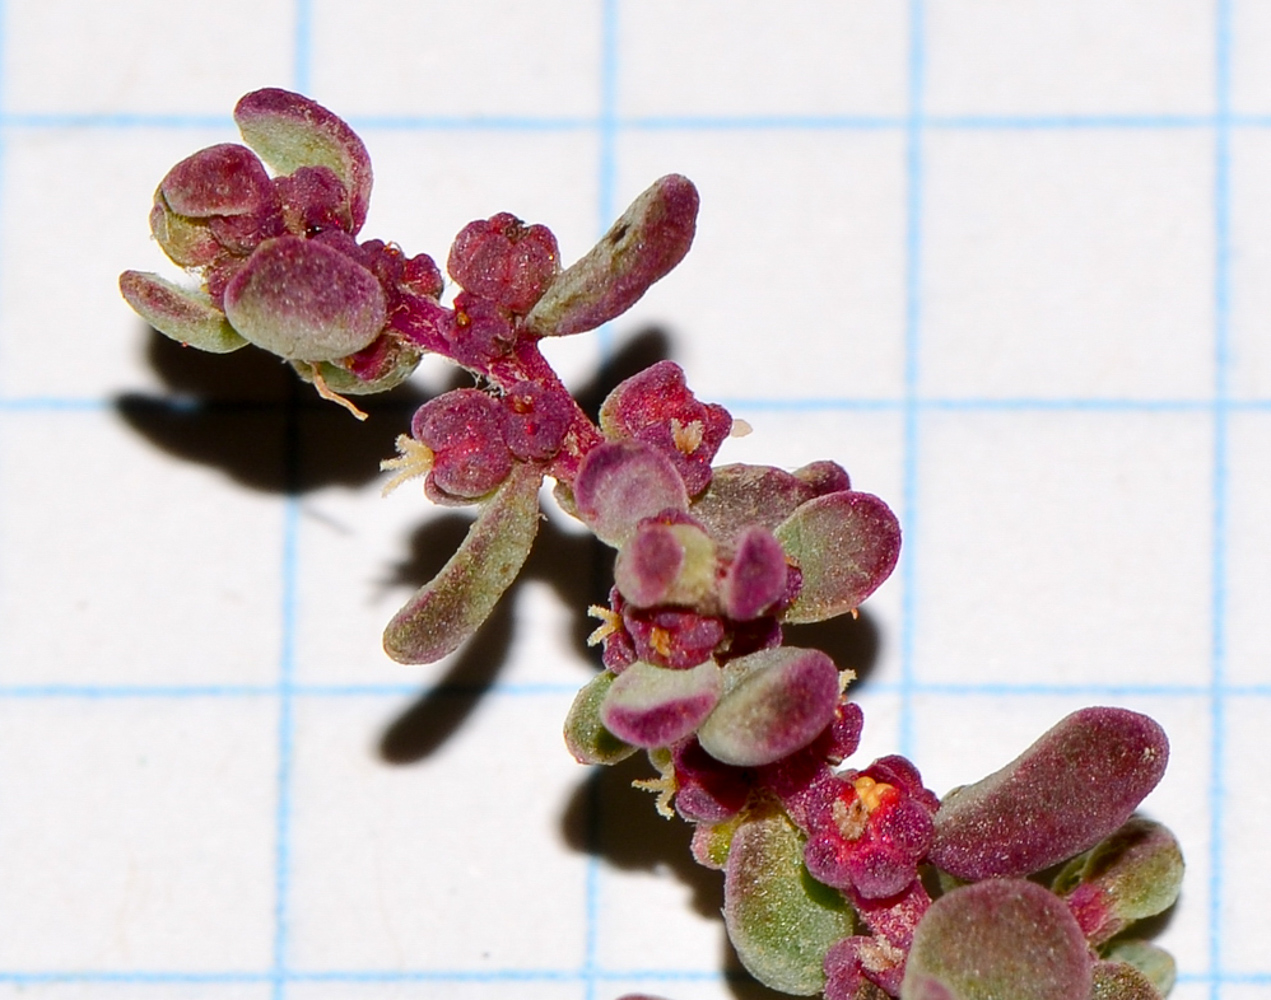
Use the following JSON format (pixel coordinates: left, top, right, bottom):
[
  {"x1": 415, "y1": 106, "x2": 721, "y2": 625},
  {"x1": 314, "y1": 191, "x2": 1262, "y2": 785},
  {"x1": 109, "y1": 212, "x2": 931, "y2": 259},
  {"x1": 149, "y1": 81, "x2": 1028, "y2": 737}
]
[
  {"x1": 599, "y1": 361, "x2": 733, "y2": 495},
  {"x1": 409, "y1": 389, "x2": 514, "y2": 503},
  {"x1": 448, "y1": 212, "x2": 561, "y2": 315},
  {"x1": 802, "y1": 755, "x2": 938, "y2": 900}
]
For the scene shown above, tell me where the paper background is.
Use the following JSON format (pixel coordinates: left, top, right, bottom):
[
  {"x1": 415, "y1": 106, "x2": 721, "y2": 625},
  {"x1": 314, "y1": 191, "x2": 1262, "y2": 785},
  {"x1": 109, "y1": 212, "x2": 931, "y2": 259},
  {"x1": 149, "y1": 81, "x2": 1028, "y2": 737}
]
[{"x1": 0, "y1": 2, "x2": 1264, "y2": 998}]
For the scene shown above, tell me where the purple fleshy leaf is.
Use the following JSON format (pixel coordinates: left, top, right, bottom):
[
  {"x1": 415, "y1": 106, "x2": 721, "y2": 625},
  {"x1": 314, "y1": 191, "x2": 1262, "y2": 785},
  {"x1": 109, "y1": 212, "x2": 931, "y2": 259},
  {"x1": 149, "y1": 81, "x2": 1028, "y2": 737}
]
[
  {"x1": 614, "y1": 521, "x2": 716, "y2": 609},
  {"x1": 600, "y1": 659, "x2": 722, "y2": 748},
  {"x1": 119, "y1": 270, "x2": 247, "y2": 353},
  {"x1": 900, "y1": 879, "x2": 1092, "y2": 1000},
  {"x1": 159, "y1": 143, "x2": 274, "y2": 219},
  {"x1": 525, "y1": 174, "x2": 698, "y2": 337},
  {"x1": 724, "y1": 806, "x2": 856, "y2": 996},
  {"x1": 223, "y1": 235, "x2": 387, "y2": 362},
  {"x1": 1053, "y1": 817, "x2": 1184, "y2": 946},
  {"x1": 234, "y1": 88, "x2": 373, "y2": 233},
  {"x1": 573, "y1": 440, "x2": 690, "y2": 547},
  {"x1": 383, "y1": 462, "x2": 542, "y2": 664},
  {"x1": 722, "y1": 526, "x2": 789, "y2": 620},
  {"x1": 929, "y1": 707, "x2": 1169, "y2": 880},
  {"x1": 690, "y1": 463, "x2": 820, "y2": 544},
  {"x1": 1090, "y1": 961, "x2": 1165, "y2": 1000},
  {"x1": 448, "y1": 212, "x2": 561, "y2": 314},
  {"x1": 697, "y1": 647, "x2": 840, "y2": 767},
  {"x1": 774, "y1": 491, "x2": 901, "y2": 624},
  {"x1": 563, "y1": 671, "x2": 638, "y2": 766}
]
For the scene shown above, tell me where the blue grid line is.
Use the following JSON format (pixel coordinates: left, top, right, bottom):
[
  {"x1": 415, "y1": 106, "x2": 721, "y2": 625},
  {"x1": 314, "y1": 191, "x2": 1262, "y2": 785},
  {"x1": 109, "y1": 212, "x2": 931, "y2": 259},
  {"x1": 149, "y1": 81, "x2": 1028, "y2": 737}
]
[
  {"x1": 1210, "y1": 1, "x2": 1234, "y2": 995},
  {"x1": 14, "y1": 394, "x2": 1271, "y2": 415},
  {"x1": 15, "y1": 394, "x2": 1271, "y2": 414},
  {"x1": 12, "y1": 110, "x2": 1271, "y2": 132},
  {"x1": 0, "y1": 967, "x2": 1260, "y2": 987},
  {"x1": 583, "y1": 7, "x2": 622, "y2": 999},
  {"x1": 897, "y1": 0, "x2": 926, "y2": 761},
  {"x1": 6, "y1": 679, "x2": 1271, "y2": 699}
]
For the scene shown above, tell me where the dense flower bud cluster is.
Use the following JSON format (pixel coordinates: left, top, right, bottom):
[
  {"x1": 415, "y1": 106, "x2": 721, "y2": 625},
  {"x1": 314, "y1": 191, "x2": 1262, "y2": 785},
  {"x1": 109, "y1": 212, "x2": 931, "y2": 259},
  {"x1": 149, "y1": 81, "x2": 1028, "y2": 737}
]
[{"x1": 122, "y1": 90, "x2": 1184, "y2": 1000}]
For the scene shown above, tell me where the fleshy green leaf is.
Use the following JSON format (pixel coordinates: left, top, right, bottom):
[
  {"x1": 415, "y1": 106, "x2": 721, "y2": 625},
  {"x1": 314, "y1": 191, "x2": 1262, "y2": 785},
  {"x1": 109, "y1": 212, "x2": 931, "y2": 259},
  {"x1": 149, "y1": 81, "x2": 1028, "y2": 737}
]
[
  {"x1": 119, "y1": 270, "x2": 247, "y2": 353},
  {"x1": 600, "y1": 659, "x2": 722, "y2": 748},
  {"x1": 929, "y1": 707, "x2": 1169, "y2": 880},
  {"x1": 774, "y1": 491, "x2": 901, "y2": 624},
  {"x1": 1102, "y1": 941, "x2": 1176, "y2": 997},
  {"x1": 383, "y1": 462, "x2": 542, "y2": 664},
  {"x1": 901, "y1": 879, "x2": 1092, "y2": 1000},
  {"x1": 724, "y1": 806, "x2": 855, "y2": 996},
  {"x1": 697, "y1": 647, "x2": 840, "y2": 766},
  {"x1": 1053, "y1": 817, "x2": 1184, "y2": 946},
  {"x1": 525, "y1": 174, "x2": 698, "y2": 337},
  {"x1": 563, "y1": 671, "x2": 638, "y2": 765},
  {"x1": 223, "y1": 236, "x2": 386, "y2": 362},
  {"x1": 234, "y1": 88, "x2": 373, "y2": 232}
]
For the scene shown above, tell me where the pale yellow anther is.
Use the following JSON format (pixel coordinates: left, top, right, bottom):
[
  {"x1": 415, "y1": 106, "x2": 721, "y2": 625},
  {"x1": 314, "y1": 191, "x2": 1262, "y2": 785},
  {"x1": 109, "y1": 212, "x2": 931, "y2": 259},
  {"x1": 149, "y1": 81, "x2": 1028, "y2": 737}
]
[
  {"x1": 729, "y1": 418, "x2": 753, "y2": 438},
  {"x1": 852, "y1": 775, "x2": 895, "y2": 814},
  {"x1": 586, "y1": 605, "x2": 622, "y2": 646},
  {"x1": 649, "y1": 626, "x2": 673, "y2": 659},
  {"x1": 379, "y1": 434, "x2": 436, "y2": 497},
  {"x1": 670, "y1": 417, "x2": 705, "y2": 455}
]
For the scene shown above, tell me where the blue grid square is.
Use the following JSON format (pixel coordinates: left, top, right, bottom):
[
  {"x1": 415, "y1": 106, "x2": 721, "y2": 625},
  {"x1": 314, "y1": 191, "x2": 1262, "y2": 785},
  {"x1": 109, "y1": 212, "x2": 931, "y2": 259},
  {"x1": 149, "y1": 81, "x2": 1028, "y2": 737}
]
[
  {"x1": 912, "y1": 410, "x2": 1212, "y2": 689},
  {"x1": 923, "y1": 0, "x2": 1215, "y2": 117},
  {"x1": 613, "y1": 130, "x2": 909, "y2": 403},
  {"x1": 308, "y1": 0, "x2": 602, "y2": 119},
  {"x1": 919, "y1": 129, "x2": 1214, "y2": 401},
  {"x1": 0, "y1": 409, "x2": 285, "y2": 688},
  {"x1": 617, "y1": 0, "x2": 910, "y2": 119},
  {"x1": 0, "y1": 698, "x2": 278, "y2": 971},
  {"x1": 2, "y1": 0, "x2": 295, "y2": 116}
]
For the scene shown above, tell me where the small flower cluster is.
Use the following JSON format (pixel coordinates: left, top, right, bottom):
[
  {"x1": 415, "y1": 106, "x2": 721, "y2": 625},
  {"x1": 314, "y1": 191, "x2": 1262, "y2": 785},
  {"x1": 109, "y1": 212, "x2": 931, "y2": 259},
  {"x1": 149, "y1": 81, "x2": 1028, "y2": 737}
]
[{"x1": 122, "y1": 90, "x2": 1184, "y2": 1000}]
